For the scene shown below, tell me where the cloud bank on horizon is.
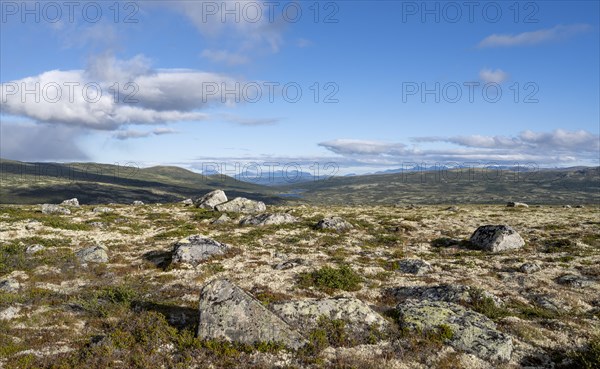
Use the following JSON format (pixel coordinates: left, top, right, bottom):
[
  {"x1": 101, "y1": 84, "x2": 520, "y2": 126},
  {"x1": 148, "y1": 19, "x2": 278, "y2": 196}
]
[{"x1": 0, "y1": 1, "x2": 598, "y2": 171}]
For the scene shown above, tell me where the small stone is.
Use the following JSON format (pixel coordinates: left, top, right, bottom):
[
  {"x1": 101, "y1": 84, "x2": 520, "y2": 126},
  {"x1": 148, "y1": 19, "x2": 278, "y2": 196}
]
[
  {"x1": 26, "y1": 244, "x2": 46, "y2": 254},
  {"x1": 519, "y1": 262, "x2": 541, "y2": 274},
  {"x1": 211, "y1": 214, "x2": 231, "y2": 225},
  {"x1": 0, "y1": 306, "x2": 21, "y2": 320},
  {"x1": 92, "y1": 207, "x2": 114, "y2": 213},
  {"x1": 181, "y1": 198, "x2": 193, "y2": 206},
  {"x1": 41, "y1": 204, "x2": 71, "y2": 215},
  {"x1": 397, "y1": 259, "x2": 433, "y2": 275},
  {"x1": 0, "y1": 278, "x2": 20, "y2": 292},
  {"x1": 273, "y1": 258, "x2": 305, "y2": 270},
  {"x1": 60, "y1": 198, "x2": 80, "y2": 207},
  {"x1": 556, "y1": 274, "x2": 594, "y2": 288},
  {"x1": 132, "y1": 200, "x2": 144, "y2": 206}
]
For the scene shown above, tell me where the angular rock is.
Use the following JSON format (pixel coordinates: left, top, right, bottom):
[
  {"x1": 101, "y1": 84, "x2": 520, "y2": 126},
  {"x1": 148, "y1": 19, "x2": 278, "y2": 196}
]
[
  {"x1": 239, "y1": 213, "x2": 298, "y2": 226},
  {"x1": 469, "y1": 225, "x2": 525, "y2": 252},
  {"x1": 92, "y1": 207, "x2": 114, "y2": 214},
  {"x1": 172, "y1": 235, "x2": 229, "y2": 266},
  {"x1": 41, "y1": 204, "x2": 71, "y2": 215},
  {"x1": 397, "y1": 300, "x2": 512, "y2": 362},
  {"x1": 271, "y1": 297, "x2": 390, "y2": 335},
  {"x1": 132, "y1": 200, "x2": 144, "y2": 206},
  {"x1": 273, "y1": 258, "x2": 305, "y2": 270},
  {"x1": 506, "y1": 202, "x2": 528, "y2": 208},
  {"x1": 26, "y1": 244, "x2": 46, "y2": 254},
  {"x1": 0, "y1": 305, "x2": 21, "y2": 320},
  {"x1": 0, "y1": 278, "x2": 20, "y2": 292},
  {"x1": 315, "y1": 216, "x2": 353, "y2": 231},
  {"x1": 519, "y1": 262, "x2": 541, "y2": 274},
  {"x1": 556, "y1": 274, "x2": 595, "y2": 288},
  {"x1": 194, "y1": 190, "x2": 228, "y2": 210},
  {"x1": 197, "y1": 279, "x2": 306, "y2": 349},
  {"x1": 211, "y1": 214, "x2": 231, "y2": 225},
  {"x1": 60, "y1": 198, "x2": 80, "y2": 207},
  {"x1": 181, "y1": 198, "x2": 194, "y2": 206},
  {"x1": 215, "y1": 197, "x2": 266, "y2": 214},
  {"x1": 397, "y1": 258, "x2": 432, "y2": 275},
  {"x1": 76, "y1": 245, "x2": 109, "y2": 263}
]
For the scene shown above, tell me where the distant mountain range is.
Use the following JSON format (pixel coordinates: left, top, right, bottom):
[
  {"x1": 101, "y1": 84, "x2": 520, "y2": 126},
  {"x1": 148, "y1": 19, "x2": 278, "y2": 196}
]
[{"x1": 1, "y1": 158, "x2": 598, "y2": 205}]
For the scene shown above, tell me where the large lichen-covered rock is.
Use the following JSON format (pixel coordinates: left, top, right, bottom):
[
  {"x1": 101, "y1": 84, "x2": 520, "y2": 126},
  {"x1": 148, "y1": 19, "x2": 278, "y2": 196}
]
[
  {"x1": 239, "y1": 213, "x2": 298, "y2": 226},
  {"x1": 197, "y1": 279, "x2": 306, "y2": 349},
  {"x1": 215, "y1": 197, "x2": 266, "y2": 214},
  {"x1": 315, "y1": 217, "x2": 353, "y2": 231},
  {"x1": 271, "y1": 297, "x2": 390, "y2": 335},
  {"x1": 76, "y1": 245, "x2": 109, "y2": 263},
  {"x1": 194, "y1": 190, "x2": 228, "y2": 210},
  {"x1": 172, "y1": 235, "x2": 229, "y2": 266},
  {"x1": 469, "y1": 225, "x2": 525, "y2": 252},
  {"x1": 397, "y1": 300, "x2": 513, "y2": 362},
  {"x1": 41, "y1": 204, "x2": 71, "y2": 215},
  {"x1": 386, "y1": 284, "x2": 502, "y2": 307}
]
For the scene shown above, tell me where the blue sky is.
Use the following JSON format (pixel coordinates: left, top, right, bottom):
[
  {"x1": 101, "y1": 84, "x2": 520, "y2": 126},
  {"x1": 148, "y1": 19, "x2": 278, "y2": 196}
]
[{"x1": 1, "y1": 0, "x2": 599, "y2": 174}]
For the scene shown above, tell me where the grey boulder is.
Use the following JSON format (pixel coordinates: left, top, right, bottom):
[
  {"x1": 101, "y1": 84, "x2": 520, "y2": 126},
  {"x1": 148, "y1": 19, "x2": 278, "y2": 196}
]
[
  {"x1": 397, "y1": 300, "x2": 513, "y2": 362},
  {"x1": 556, "y1": 274, "x2": 595, "y2": 288},
  {"x1": 132, "y1": 200, "x2": 144, "y2": 206},
  {"x1": 197, "y1": 279, "x2": 306, "y2": 349},
  {"x1": 172, "y1": 235, "x2": 229, "y2": 266},
  {"x1": 215, "y1": 197, "x2": 266, "y2": 214},
  {"x1": 92, "y1": 207, "x2": 114, "y2": 214},
  {"x1": 506, "y1": 202, "x2": 528, "y2": 208},
  {"x1": 194, "y1": 190, "x2": 228, "y2": 210},
  {"x1": 315, "y1": 216, "x2": 353, "y2": 231},
  {"x1": 76, "y1": 245, "x2": 109, "y2": 263},
  {"x1": 239, "y1": 213, "x2": 298, "y2": 226},
  {"x1": 41, "y1": 204, "x2": 71, "y2": 215},
  {"x1": 469, "y1": 225, "x2": 525, "y2": 252},
  {"x1": 60, "y1": 198, "x2": 80, "y2": 207}
]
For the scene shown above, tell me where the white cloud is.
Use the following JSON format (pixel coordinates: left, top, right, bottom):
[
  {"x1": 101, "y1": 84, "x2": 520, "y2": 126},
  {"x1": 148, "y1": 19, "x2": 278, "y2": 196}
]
[
  {"x1": 479, "y1": 68, "x2": 509, "y2": 84},
  {"x1": 201, "y1": 49, "x2": 250, "y2": 65},
  {"x1": 319, "y1": 139, "x2": 408, "y2": 156},
  {"x1": 0, "y1": 55, "x2": 255, "y2": 131},
  {"x1": 113, "y1": 127, "x2": 179, "y2": 140},
  {"x1": 296, "y1": 38, "x2": 313, "y2": 48},
  {"x1": 478, "y1": 24, "x2": 592, "y2": 48},
  {"x1": 318, "y1": 130, "x2": 600, "y2": 165},
  {"x1": 171, "y1": 0, "x2": 285, "y2": 53}
]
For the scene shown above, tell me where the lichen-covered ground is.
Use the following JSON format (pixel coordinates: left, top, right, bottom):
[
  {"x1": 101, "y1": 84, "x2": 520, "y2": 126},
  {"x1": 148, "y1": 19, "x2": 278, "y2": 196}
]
[{"x1": 0, "y1": 203, "x2": 599, "y2": 368}]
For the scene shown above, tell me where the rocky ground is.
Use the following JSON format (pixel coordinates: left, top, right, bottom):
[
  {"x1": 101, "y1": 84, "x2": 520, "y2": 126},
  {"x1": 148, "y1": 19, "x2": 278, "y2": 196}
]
[{"x1": 0, "y1": 193, "x2": 599, "y2": 368}]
